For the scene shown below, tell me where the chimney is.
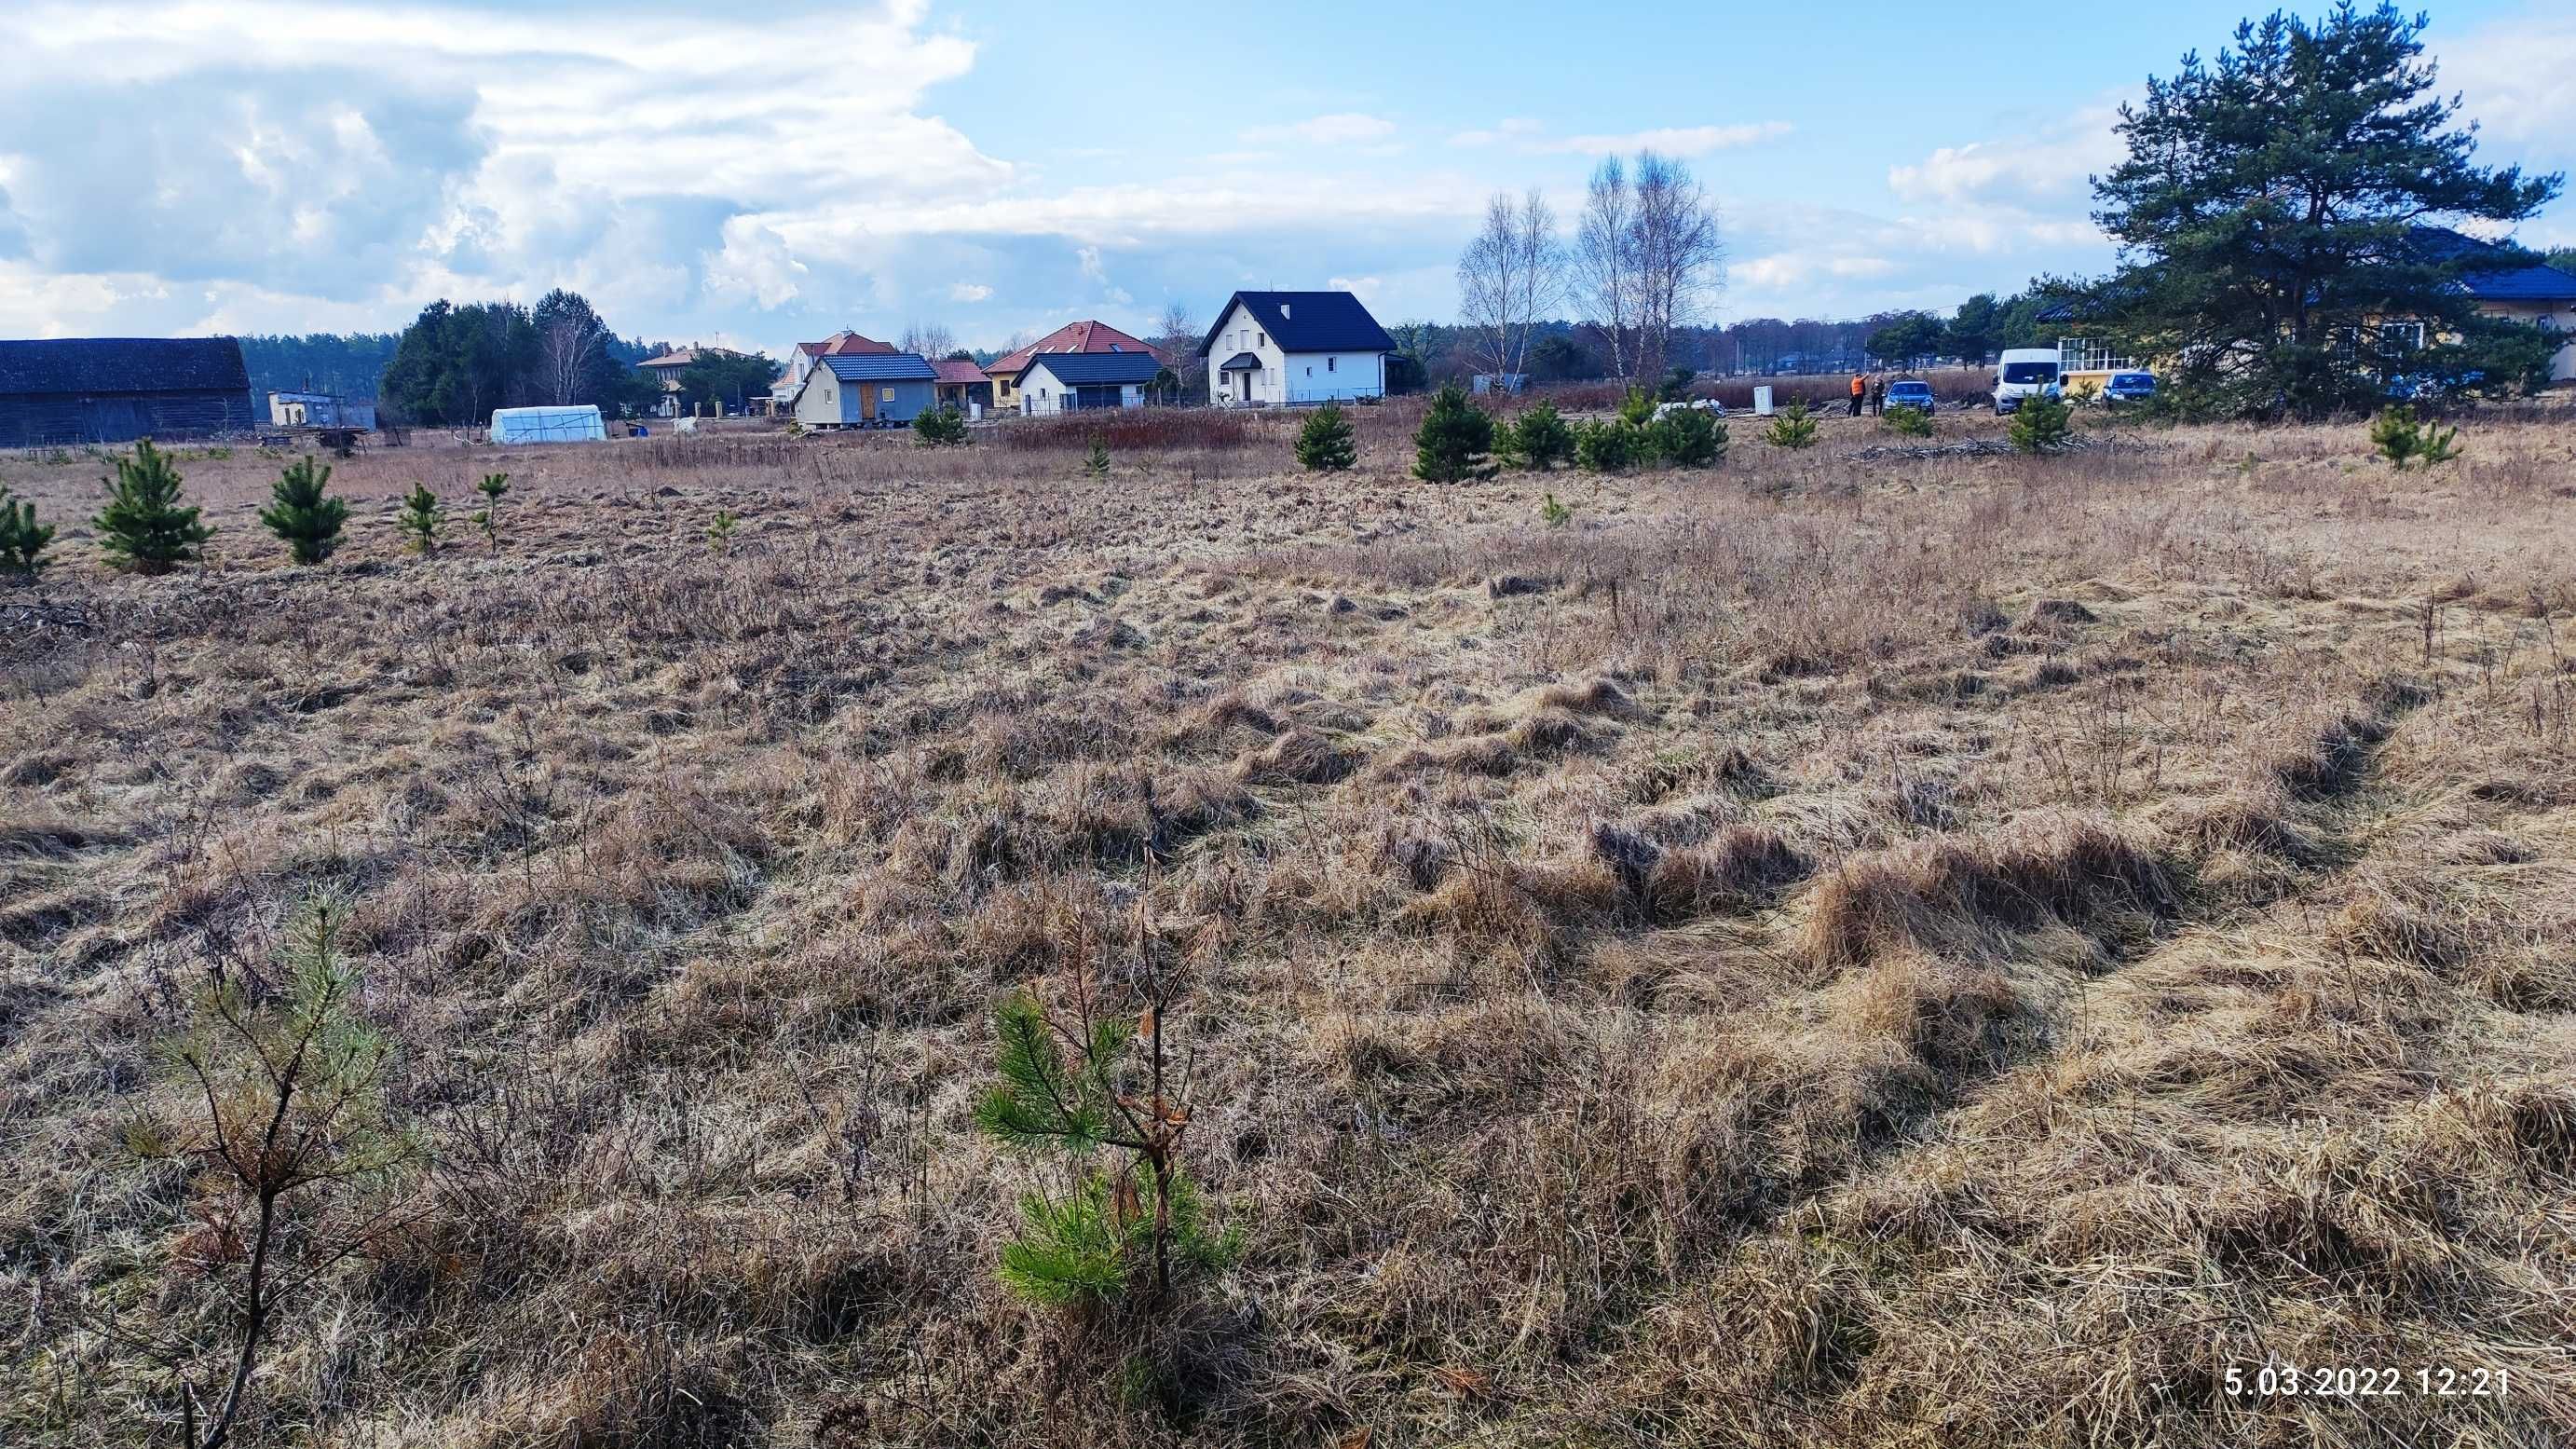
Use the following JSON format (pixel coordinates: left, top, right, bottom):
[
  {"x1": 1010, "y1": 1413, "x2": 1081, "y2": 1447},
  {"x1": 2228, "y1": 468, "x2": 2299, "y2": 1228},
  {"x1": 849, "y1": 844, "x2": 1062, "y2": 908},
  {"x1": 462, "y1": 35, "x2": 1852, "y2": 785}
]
[{"x1": 1281, "y1": 303, "x2": 1292, "y2": 319}]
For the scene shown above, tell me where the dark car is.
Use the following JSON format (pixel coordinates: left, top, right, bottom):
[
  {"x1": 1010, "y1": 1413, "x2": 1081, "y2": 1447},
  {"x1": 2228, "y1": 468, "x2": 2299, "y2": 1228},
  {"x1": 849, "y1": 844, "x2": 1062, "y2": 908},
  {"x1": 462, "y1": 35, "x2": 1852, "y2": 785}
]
[
  {"x1": 1884, "y1": 378, "x2": 1935, "y2": 415},
  {"x1": 2102, "y1": 370, "x2": 2157, "y2": 405}
]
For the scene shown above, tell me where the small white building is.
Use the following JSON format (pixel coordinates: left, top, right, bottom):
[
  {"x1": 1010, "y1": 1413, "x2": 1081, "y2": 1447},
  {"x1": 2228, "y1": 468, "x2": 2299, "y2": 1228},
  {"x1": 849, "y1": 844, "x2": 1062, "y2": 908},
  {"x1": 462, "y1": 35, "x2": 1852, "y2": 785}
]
[
  {"x1": 1197, "y1": 290, "x2": 1395, "y2": 406},
  {"x1": 1018, "y1": 350, "x2": 1161, "y2": 416}
]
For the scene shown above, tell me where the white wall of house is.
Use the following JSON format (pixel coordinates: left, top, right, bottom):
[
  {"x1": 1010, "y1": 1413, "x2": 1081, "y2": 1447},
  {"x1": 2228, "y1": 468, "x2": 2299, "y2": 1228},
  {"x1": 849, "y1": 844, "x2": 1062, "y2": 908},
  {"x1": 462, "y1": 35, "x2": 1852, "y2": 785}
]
[
  {"x1": 1020, "y1": 362, "x2": 1145, "y2": 417},
  {"x1": 2480, "y1": 299, "x2": 2576, "y2": 383},
  {"x1": 1280, "y1": 349, "x2": 1383, "y2": 403},
  {"x1": 792, "y1": 371, "x2": 843, "y2": 429},
  {"x1": 1203, "y1": 299, "x2": 1385, "y2": 404},
  {"x1": 1206, "y1": 300, "x2": 1284, "y2": 404}
]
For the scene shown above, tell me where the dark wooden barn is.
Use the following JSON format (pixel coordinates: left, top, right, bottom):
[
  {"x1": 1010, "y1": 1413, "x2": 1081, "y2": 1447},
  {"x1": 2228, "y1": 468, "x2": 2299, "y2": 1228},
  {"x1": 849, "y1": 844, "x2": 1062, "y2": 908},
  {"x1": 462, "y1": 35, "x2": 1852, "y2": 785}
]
[{"x1": 0, "y1": 337, "x2": 257, "y2": 448}]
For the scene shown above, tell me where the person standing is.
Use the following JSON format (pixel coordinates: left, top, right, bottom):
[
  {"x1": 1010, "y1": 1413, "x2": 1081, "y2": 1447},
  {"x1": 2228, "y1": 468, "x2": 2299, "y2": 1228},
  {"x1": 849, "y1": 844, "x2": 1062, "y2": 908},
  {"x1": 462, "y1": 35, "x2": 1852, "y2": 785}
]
[
  {"x1": 1870, "y1": 376, "x2": 1887, "y2": 416},
  {"x1": 1848, "y1": 372, "x2": 1866, "y2": 417}
]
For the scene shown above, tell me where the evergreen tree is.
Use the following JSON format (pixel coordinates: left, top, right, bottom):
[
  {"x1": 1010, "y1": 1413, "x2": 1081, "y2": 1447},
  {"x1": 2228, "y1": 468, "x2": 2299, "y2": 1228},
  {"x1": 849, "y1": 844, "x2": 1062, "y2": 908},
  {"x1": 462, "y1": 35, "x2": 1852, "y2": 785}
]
[
  {"x1": 914, "y1": 407, "x2": 969, "y2": 446},
  {"x1": 1765, "y1": 401, "x2": 1819, "y2": 450},
  {"x1": 1294, "y1": 403, "x2": 1357, "y2": 472},
  {"x1": 1574, "y1": 418, "x2": 1638, "y2": 474},
  {"x1": 1084, "y1": 436, "x2": 1111, "y2": 480},
  {"x1": 1883, "y1": 403, "x2": 1934, "y2": 438},
  {"x1": 975, "y1": 956, "x2": 1235, "y2": 1306},
  {"x1": 257, "y1": 458, "x2": 350, "y2": 566},
  {"x1": 0, "y1": 487, "x2": 56, "y2": 579},
  {"x1": 2082, "y1": 3, "x2": 2562, "y2": 417},
  {"x1": 1412, "y1": 383, "x2": 1496, "y2": 483},
  {"x1": 396, "y1": 484, "x2": 443, "y2": 554},
  {"x1": 2008, "y1": 392, "x2": 2074, "y2": 454},
  {"x1": 1500, "y1": 401, "x2": 1574, "y2": 471},
  {"x1": 1649, "y1": 406, "x2": 1726, "y2": 467},
  {"x1": 471, "y1": 472, "x2": 509, "y2": 552},
  {"x1": 94, "y1": 440, "x2": 211, "y2": 576}
]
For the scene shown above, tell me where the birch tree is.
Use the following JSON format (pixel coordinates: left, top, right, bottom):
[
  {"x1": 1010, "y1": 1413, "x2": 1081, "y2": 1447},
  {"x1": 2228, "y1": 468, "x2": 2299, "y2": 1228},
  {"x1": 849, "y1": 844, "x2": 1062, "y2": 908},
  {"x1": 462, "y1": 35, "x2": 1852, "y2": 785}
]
[
  {"x1": 1572, "y1": 158, "x2": 1635, "y2": 380},
  {"x1": 1456, "y1": 189, "x2": 1562, "y2": 380},
  {"x1": 1628, "y1": 153, "x2": 1725, "y2": 384}
]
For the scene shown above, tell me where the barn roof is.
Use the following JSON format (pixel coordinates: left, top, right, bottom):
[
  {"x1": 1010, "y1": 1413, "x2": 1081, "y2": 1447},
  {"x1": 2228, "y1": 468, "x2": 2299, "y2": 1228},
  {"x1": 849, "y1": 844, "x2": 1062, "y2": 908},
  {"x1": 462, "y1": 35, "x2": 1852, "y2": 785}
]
[
  {"x1": 931, "y1": 358, "x2": 990, "y2": 384},
  {"x1": 0, "y1": 337, "x2": 251, "y2": 396},
  {"x1": 1197, "y1": 292, "x2": 1395, "y2": 356},
  {"x1": 820, "y1": 352, "x2": 939, "y2": 382},
  {"x1": 1023, "y1": 350, "x2": 1164, "y2": 385}
]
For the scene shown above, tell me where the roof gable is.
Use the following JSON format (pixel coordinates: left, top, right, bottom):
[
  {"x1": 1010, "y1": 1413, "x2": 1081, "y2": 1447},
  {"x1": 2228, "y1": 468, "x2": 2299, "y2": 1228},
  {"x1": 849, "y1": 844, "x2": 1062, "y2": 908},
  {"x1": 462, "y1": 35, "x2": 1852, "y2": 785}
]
[
  {"x1": 1195, "y1": 292, "x2": 1396, "y2": 356},
  {"x1": 0, "y1": 337, "x2": 251, "y2": 396},
  {"x1": 2409, "y1": 226, "x2": 2576, "y2": 302}
]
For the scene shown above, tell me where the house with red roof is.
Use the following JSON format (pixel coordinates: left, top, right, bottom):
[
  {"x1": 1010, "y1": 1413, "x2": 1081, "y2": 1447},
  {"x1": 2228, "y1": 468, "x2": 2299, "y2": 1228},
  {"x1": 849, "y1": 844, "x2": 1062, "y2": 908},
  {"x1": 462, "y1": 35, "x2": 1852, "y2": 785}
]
[
  {"x1": 931, "y1": 358, "x2": 993, "y2": 414},
  {"x1": 780, "y1": 330, "x2": 897, "y2": 400},
  {"x1": 983, "y1": 320, "x2": 1168, "y2": 415}
]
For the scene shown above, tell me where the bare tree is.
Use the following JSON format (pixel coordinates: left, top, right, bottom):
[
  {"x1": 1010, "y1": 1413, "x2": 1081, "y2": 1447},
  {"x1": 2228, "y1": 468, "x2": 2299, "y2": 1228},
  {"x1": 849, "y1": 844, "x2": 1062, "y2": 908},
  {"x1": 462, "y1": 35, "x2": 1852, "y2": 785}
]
[
  {"x1": 900, "y1": 321, "x2": 960, "y2": 359},
  {"x1": 1572, "y1": 158, "x2": 1636, "y2": 380},
  {"x1": 1153, "y1": 300, "x2": 1202, "y2": 398},
  {"x1": 1628, "y1": 153, "x2": 1725, "y2": 384},
  {"x1": 537, "y1": 318, "x2": 603, "y2": 406},
  {"x1": 1456, "y1": 189, "x2": 1563, "y2": 381}
]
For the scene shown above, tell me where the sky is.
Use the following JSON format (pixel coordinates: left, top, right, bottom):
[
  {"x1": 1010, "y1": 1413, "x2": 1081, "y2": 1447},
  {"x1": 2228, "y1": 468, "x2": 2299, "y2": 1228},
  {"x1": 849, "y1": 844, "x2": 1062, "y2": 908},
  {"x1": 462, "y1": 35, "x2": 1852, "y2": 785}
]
[{"x1": 0, "y1": 0, "x2": 2569, "y2": 361}]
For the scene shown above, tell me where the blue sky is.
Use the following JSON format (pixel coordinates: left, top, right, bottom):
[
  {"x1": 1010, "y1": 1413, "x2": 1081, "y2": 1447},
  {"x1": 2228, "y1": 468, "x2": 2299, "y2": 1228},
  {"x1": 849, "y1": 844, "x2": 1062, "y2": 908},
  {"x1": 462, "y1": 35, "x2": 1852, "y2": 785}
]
[{"x1": 0, "y1": 0, "x2": 2567, "y2": 359}]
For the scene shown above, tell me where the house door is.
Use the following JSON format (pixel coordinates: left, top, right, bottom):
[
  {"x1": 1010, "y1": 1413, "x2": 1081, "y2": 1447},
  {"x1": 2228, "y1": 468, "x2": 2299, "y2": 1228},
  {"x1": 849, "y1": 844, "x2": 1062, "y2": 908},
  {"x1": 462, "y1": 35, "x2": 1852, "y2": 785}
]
[{"x1": 860, "y1": 385, "x2": 877, "y2": 421}]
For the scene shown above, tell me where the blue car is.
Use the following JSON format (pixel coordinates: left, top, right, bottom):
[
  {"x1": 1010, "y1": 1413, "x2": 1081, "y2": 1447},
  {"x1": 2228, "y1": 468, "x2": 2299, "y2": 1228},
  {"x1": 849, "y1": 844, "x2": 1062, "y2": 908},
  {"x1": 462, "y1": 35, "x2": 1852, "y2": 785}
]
[
  {"x1": 1885, "y1": 378, "x2": 1935, "y2": 415},
  {"x1": 2102, "y1": 370, "x2": 2156, "y2": 405}
]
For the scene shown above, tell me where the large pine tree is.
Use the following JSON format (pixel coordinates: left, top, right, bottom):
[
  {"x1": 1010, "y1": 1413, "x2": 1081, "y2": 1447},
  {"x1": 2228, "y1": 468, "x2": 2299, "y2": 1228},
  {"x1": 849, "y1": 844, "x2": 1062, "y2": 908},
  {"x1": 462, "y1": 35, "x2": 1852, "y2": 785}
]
[{"x1": 2083, "y1": 3, "x2": 2562, "y2": 417}]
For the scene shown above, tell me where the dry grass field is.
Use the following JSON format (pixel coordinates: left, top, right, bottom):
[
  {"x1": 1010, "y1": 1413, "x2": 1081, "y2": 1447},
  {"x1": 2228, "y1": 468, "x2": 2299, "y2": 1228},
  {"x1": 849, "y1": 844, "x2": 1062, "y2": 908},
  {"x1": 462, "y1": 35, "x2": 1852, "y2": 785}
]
[{"x1": 6, "y1": 402, "x2": 2576, "y2": 1447}]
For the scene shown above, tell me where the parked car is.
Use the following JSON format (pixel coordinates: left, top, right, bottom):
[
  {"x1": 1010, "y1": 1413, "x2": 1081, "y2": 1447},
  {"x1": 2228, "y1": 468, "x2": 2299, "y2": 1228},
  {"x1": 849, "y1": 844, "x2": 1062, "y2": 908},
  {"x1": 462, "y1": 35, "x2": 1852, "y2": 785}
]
[
  {"x1": 2102, "y1": 370, "x2": 2157, "y2": 405},
  {"x1": 1885, "y1": 378, "x2": 1935, "y2": 415},
  {"x1": 1993, "y1": 349, "x2": 2064, "y2": 414}
]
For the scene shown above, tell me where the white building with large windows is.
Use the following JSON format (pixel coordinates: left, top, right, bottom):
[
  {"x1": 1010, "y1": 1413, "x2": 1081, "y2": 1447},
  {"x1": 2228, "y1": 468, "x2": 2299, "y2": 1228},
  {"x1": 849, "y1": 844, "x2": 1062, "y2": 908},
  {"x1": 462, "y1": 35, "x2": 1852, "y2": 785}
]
[{"x1": 1197, "y1": 291, "x2": 1395, "y2": 406}]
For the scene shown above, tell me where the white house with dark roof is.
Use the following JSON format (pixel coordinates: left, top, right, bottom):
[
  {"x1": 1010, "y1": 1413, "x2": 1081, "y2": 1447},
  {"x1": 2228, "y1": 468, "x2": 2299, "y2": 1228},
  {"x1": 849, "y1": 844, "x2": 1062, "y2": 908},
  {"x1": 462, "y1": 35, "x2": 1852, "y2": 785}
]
[
  {"x1": 1018, "y1": 349, "x2": 1162, "y2": 416},
  {"x1": 1196, "y1": 291, "x2": 1396, "y2": 406}
]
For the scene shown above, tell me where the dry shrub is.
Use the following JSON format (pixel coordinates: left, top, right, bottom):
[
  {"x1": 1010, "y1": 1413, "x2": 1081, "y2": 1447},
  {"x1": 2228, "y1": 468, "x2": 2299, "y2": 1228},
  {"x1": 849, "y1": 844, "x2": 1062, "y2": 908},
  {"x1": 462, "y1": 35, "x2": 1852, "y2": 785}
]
[
  {"x1": 1850, "y1": 952, "x2": 2043, "y2": 1079},
  {"x1": 1802, "y1": 811, "x2": 2177, "y2": 969}
]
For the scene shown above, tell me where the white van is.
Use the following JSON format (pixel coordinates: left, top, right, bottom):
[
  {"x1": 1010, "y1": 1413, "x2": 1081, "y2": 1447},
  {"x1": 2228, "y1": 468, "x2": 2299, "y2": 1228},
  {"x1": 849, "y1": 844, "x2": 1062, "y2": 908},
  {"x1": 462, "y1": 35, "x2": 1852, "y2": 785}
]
[{"x1": 1993, "y1": 349, "x2": 2063, "y2": 415}]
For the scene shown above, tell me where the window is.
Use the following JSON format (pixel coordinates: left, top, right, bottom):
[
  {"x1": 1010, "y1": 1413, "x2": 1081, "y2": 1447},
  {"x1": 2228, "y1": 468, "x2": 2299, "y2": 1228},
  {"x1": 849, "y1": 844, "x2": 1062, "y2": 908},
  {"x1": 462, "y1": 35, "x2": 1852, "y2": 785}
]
[
  {"x1": 1304, "y1": 365, "x2": 1313, "y2": 377},
  {"x1": 1257, "y1": 331, "x2": 1265, "y2": 348},
  {"x1": 1327, "y1": 356, "x2": 1336, "y2": 372},
  {"x1": 2058, "y1": 337, "x2": 2137, "y2": 373},
  {"x1": 880, "y1": 387, "x2": 894, "y2": 402}
]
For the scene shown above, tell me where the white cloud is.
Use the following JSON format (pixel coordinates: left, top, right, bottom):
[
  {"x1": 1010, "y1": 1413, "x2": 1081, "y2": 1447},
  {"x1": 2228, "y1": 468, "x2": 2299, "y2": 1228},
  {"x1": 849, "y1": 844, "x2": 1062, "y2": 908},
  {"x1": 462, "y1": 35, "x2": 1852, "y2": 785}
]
[
  {"x1": 949, "y1": 281, "x2": 993, "y2": 303},
  {"x1": 1328, "y1": 275, "x2": 1383, "y2": 299},
  {"x1": 1243, "y1": 113, "x2": 1398, "y2": 147},
  {"x1": 1886, "y1": 104, "x2": 2126, "y2": 209},
  {"x1": 1447, "y1": 118, "x2": 1789, "y2": 157},
  {"x1": 1541, "y1": 122, "x2": 1792, "y2": 157},
  {"x1": 2441, "y1": 9, "x2": 2576, "y2": 173},
  {"x1": 703, "y1": 216, "x2": 806, "y2": 308}
]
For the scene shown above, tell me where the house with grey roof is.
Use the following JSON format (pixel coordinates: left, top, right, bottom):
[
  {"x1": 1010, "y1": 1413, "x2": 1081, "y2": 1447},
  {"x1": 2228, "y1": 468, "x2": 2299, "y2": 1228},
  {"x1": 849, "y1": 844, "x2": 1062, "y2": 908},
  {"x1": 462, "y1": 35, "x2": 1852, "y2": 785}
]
[
  {"x1": 0, "y1": 337, "x2": 255, "y2": 447},
  {"x1": 1196, "y1": 291, "x2": 1397, "y2": 406},
  {"x1": 790, "y1": 351, "x2": 940, "y2": 429},
  {"x1": 1017, "y1": 349, "x2": 1163, "y2": 416}
]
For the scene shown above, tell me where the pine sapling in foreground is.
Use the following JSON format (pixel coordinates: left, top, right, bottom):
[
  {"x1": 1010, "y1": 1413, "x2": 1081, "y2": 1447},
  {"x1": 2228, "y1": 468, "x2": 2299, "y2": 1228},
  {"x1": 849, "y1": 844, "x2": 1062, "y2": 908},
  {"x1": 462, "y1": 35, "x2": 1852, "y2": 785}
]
[
  {"x1": 396, "y1": 483, "x2": 442, "y2": 554},
  {"x1": 1765, "y1": 401, "x2": 1819, "y2": 451},
  {"x1": 0, "y1": 486, "x2": 56, "y2": 579},
  {"x1": 94, "y1": 439, "x2": 211, "y2": 576},
  {"x1": 472, "y1": 472, "x2": 509, "y2": 552},
  {"x1": 975, "y1": 909, "x2": 1236, "y2": 1307},
  {"x1": 1295, "y1": 402, "x2": 1357, "y2": 472},
  {"x1": 257, "y1": 457, "x2": 350, "y2": 565},
  {"x1": 1413, "y1": 383, "x2": 1496, "y2": 483}
]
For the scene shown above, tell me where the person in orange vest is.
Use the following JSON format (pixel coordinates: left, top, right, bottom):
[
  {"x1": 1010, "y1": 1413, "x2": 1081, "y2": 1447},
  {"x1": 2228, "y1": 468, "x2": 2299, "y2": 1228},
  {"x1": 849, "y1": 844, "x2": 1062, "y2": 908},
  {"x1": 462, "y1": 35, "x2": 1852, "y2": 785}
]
[{"x1": 1848, "y1": 372, "x2": 1866, "y2": 417}]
